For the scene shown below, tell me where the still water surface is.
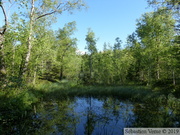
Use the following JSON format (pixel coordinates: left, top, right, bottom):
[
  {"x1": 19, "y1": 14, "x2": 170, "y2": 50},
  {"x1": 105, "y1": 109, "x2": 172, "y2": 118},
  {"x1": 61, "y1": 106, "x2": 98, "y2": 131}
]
[
  {"x1": 2, "y1": 96, "x2": 180, "y2": 134},
  {"x1": 34, "y1": 97, "x2": 134, "y2": 135}
]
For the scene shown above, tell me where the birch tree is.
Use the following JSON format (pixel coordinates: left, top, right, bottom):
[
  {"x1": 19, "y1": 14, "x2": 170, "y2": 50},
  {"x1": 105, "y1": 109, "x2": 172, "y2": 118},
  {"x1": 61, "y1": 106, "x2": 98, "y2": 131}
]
[{"x1": 13, "y1": 0, "x2": 85, "y2": 80}]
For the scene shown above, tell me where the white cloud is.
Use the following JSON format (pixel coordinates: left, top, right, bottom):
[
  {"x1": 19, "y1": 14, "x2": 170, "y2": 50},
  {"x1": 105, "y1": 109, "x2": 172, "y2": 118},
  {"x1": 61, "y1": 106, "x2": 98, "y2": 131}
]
[{"x1": 76, "y1": 50, "x2": 87, "y2": 55}]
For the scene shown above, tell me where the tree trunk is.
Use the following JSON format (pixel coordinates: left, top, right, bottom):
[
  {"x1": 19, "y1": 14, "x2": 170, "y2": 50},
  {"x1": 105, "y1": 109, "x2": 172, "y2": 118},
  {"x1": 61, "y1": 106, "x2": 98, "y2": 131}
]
[
  {"x1": 59, "y1": 54, "x2": 65, "y2": 80},
  {"x1": 0, "y1": 34, "x2": 6, "y2": 81},
  {"x1": 20, "y1": 37, "x2": 33, "y2": 77},
  {"x1": 12, "y1": 46, "x2": 15, "y2": 75},
  {"x1": 33, "y1": 65, "x2": 37, "y2": 85},
  {"x1": 157, "y1": 58, "x2": 160, "y2": 80},
  {"x1": 172, "y1": 69, "x2": 176, "y2": 85},
  {"x1": 89, "y1": 54, "x2": 92, "y2": 79},
  {"x1": 0, "y1": 4, "x2": 8, "y2": 84},
  {"x1": 19, "y1": 0, "x2": 35, "y2": 79},
  {"x1": 59, "y1": 65, "x2": 63, "y2": 80},
  {"x1": 147, "y1": 67, "x2": 151, "y2": 86}
]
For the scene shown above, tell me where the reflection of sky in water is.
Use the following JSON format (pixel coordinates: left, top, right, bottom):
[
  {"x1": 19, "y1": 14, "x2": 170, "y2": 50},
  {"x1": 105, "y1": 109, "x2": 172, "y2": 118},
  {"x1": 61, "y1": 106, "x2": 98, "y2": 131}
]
[
  {"x1": 2, "y1": 96, "x2": 180, "y2": 134},
  {"x1": 68, "y1": 97, "x2": 135, "y2": 135}
]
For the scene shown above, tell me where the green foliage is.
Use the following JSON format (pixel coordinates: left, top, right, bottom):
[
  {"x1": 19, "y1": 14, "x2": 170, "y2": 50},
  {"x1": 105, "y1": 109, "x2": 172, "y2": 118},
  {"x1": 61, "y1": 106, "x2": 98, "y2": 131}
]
[
  {"x1": 113, "y1": 37, "x2": 122, "y2": 50},
  {"x1": 85, "y1": 28, "x2": 98, "y2": 54},
  {"x1": 134, "y1": 9, "x2": 176, "y2": 84},
  {"x1": 1, "y1": 0, "x2": 178, "y2": 89},
  {"x1": 0, "y1": 87, "x2": 38, "y2": 121},
  {"x1": 48, "y1": 21, "x2": 81, "y2": 81},
  {"x1": 147, "y1": 0, "x2": 180, "y2": 11}
]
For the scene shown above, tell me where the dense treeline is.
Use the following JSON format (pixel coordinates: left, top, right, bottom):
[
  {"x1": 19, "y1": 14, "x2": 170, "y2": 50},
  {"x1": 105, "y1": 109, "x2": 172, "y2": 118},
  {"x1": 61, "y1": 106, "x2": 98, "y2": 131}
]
[{"x1": 0, "y1": 0, "x2": 179, "y2": 90}]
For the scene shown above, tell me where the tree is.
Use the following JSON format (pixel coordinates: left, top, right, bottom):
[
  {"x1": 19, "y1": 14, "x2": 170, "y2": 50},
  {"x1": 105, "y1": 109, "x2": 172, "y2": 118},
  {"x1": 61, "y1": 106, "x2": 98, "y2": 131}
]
[
  {"x1": 85, "y1": 29, "x2": 98, "y2": 82},
  {"x1": 126, "y1": 33, "x2": 145, "y2": 83},
  {"x1": 168, "y1": 35, "x2": 180, "y2": 85},
  {"x1": 0, "y1": 1, "x2": 8, "y2": 84},
  {"x1": 93, "y1": 50, "x2": 114, "y2": 84},
  {"x1": 136, "y1": 9, "x2": 176, "y2": 84},
  {"x1": 113, "y1": 38, "x2": 123, "y2": 83},
  {"x1": 30, "y1": 23, "x2": 56, "y2": 84},
  {"x1": 12, "y1": 0, "x2": 85, "y2": 80},
  {"x1": 147, "y1": 0, "x2": 180, "y2": 11},
  {"x1": 113, "y1": 37, "x2": 122, "y2": 51},
  {"x1": 55, "y1": 21, "x2": 78, "y2": 80},
  {"x1": 147, "y1": 0, "x2": 180, "y2": 34},
  {"x1": 85, "y1": 29, "x2": 98, "y2": 54}
]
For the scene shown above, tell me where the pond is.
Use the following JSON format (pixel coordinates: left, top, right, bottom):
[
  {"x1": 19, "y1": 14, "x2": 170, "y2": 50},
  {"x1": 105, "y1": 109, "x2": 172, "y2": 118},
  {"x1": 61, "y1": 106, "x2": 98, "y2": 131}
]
[{"x1": 1, "y1": 96, "x2": 180, "y2": 134}]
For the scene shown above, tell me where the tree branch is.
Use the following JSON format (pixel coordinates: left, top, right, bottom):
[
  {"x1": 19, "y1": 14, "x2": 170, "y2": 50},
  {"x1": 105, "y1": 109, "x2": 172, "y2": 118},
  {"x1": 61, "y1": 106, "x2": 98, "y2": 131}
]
[
  {"x1": 36, "y1": 10, "x2": 57, "y2": 20},
  {"x1": 35, "y1": 4, "x2": 62, "y2": 20},
  {"x1": 0, "y1": 4, "x2": 8, "y2": 35}
]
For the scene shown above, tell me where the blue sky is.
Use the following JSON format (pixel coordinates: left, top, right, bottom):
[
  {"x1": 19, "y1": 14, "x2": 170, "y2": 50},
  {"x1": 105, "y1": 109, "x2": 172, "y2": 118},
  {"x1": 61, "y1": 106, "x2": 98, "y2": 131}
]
[
  {"x1": 0, "y1": 0, "x2": 153, "y2": 52},
  {"x1": 52, "y1": 0, "x2": 153, "y2": 52}
]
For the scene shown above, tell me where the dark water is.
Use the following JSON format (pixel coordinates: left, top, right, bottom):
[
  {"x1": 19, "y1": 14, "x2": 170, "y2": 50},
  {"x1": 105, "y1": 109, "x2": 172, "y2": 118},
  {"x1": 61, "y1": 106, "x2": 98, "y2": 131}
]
[{"x1": 1, "y1": 96, "x2": 180, "y2": 134}]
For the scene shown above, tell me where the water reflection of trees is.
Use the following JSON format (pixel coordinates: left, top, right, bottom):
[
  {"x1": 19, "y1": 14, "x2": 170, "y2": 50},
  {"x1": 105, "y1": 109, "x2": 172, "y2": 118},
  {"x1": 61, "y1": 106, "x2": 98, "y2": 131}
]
[
  {"x1": 132, "y1": 95, "x2": 180, "y2": 127},
  {"x1": 2, "y1": 95, "x2": 179, "y2": 134},
  {"x1": 0, "y1": 97, "x2": 78, "y2": 134},
  {"x1": 82, "y1": 96, "x2": 180, "y2": 135},
  {"x1": 83, "y1": 97, "x2": 134, "y2": 135},
  {"x1": 84, "y1": 97, "x2": 96, "y2": 135},
  {"x1": 31, "y1": 98, "x2": 79, "y2": 135}
]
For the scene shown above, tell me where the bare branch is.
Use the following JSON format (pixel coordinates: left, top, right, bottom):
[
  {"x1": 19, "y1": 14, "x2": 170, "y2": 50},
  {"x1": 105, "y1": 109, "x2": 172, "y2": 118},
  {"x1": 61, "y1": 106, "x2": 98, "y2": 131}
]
[
  {"x1": 0, "y1": 4, "x2": 8, "y2": 35},
  {"x1": 36, "y1": 10, "x2": 58, "y2": 20},
  {"x1": 35, "y1": 4, "x2": 62, "y2": 20}
]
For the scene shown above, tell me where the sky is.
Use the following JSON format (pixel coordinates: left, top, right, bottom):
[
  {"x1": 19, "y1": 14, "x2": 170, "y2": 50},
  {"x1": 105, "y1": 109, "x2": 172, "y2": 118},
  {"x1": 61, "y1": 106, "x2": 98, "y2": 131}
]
[
  {"x1": 51, "y1": 0, "x2": 153, "y2": 52},
  {"x1": 0, "y1": 0, "x2": 154, "y2": 52}
]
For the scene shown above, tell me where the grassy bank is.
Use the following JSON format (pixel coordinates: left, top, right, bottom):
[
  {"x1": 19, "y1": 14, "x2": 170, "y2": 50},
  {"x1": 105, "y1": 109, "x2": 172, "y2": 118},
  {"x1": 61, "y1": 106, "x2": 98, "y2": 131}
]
[
  {"x1": 1, "y1": 81, "x2": 179, "y2": 124},
  {"x1": 34, "y1": 82, "x2": 157, "y2": 102},
  {"x1": 33, "y1": 80, "x2": 178, "y2": 101}
]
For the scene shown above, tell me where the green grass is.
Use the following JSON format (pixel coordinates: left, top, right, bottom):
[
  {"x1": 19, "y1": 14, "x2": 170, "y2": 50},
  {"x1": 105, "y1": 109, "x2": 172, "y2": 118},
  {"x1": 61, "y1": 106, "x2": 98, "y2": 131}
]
[{"x1": 33, "y1": 81, "x2": 161, "y2": 102}]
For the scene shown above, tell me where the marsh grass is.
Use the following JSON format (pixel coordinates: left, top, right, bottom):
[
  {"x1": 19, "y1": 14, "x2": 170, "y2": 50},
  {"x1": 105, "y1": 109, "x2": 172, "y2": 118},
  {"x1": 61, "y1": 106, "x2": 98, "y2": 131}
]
[{"x1": 33, "y1": 81, "x2": 160, "y2": 102}]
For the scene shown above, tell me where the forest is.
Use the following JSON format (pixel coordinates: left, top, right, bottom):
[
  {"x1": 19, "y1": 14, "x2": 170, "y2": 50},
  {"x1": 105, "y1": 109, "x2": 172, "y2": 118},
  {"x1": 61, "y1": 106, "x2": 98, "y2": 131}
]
[{"x1": 0, "y1": 0, "x2": 180, "y2": 134}]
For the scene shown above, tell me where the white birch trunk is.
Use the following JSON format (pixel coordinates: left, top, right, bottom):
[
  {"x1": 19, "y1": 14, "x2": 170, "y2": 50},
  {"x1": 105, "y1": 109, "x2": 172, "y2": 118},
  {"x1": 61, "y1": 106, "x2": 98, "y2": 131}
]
[{"x1": 20, "y1": 0, "x2": 35, "y2": 78}]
